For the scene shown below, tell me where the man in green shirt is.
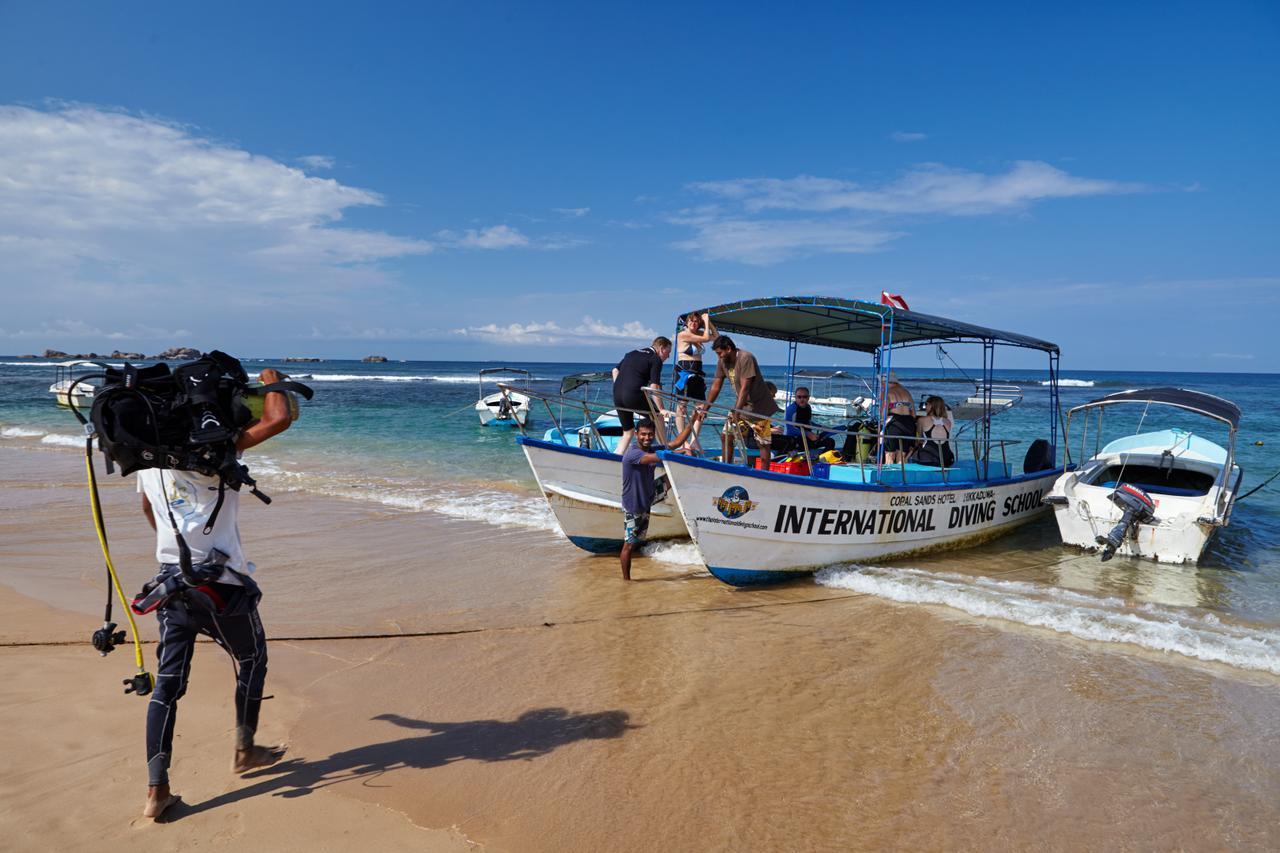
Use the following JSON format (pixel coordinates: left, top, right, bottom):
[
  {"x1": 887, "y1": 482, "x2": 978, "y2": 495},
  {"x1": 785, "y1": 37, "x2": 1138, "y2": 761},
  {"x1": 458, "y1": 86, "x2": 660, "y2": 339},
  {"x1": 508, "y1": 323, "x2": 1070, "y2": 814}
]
[{"x1": 703, "y1": 335, "x2": 779, "y2": 466}]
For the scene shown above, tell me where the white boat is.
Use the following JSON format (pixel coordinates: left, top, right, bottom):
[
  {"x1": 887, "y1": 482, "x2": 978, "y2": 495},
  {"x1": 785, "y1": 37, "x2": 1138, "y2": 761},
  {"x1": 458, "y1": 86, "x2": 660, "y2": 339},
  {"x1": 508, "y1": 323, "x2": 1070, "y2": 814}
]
[
  {"x1": 474, "y1": 367, "x2": 532, "y2": 427},
  {"x1": 1045, "y1": 388, "x2": 1243, "y2": 564},
  {"x1": 950, "y1": 383, "x2": 1022, "y2": 422},
  {"x1": 48, "y1": 360, "x2": 108, "y2": 408},
  {"x1": 507, "y1": 376, "x2": 691, "y2": 553},
  {"x1": 50, "y1": 378, "x2": 95, "y2": 408},
  {"x1": 651, "y1": 296, "x2": 1066, "y2": 585},
  {"x1": 518, "y1": 434, "x2": 689, "y2": 552},
  {"x1": 774, "y1": 369, "x2": 873, "y2": 420}
]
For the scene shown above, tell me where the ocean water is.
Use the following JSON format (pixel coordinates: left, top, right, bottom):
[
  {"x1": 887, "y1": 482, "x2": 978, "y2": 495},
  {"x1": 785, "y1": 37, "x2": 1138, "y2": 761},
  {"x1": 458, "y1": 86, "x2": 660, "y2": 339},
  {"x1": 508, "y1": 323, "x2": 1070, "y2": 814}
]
[{"x1": 3, "y1": 357, "x2": 1278, "y2": 672}]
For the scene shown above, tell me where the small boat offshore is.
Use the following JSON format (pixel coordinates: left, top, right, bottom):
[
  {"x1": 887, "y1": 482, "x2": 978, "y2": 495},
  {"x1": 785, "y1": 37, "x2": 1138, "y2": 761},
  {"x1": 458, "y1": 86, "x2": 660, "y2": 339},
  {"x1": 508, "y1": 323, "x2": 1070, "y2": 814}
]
[
  {"x1": 49, "y1": 360, "x2": 107, "y2": 407},
  {"x1": 475, "y1": 367, "x2": 532, "y2": 427},
  {"x1": 1045, "y1": 387, "x2": 1243, "y2": 564},
  {"x1": 648, "y1": 296, "x2": 1066, "y2": 585}
]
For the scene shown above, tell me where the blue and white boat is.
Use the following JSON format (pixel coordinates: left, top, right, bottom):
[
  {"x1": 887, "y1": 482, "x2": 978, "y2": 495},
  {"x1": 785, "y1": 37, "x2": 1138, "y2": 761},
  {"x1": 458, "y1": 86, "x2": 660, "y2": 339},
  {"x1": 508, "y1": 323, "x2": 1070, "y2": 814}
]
[
  {"x1": 507, "y1": 375, "x2": 691, "y2": 553},
  {"x1": 1045, "y1": 388, "x2": 1243, "y2": 564},
  {"x1": 654, "y1": 296, "x2": 1066, "y2": 585}
]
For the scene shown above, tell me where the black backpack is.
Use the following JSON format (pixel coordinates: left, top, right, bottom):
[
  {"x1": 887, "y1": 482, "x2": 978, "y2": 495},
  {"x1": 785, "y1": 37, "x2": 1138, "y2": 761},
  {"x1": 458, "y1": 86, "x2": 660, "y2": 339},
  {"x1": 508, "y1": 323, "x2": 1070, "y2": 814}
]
[{"x1": 70, "y1": 351, "x2": 312, "y2": 520}]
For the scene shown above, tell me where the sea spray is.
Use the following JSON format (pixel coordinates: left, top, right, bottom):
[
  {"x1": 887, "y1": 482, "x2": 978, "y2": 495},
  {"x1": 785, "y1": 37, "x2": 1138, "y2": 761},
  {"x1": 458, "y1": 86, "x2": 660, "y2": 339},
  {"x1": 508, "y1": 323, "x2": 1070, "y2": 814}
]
[
  {"x1": 816, "y1": 565, "x2": 1280, "y2": 675},
  {"x1": 641, "y1": 540, "x2": 705, "y2": 567}
]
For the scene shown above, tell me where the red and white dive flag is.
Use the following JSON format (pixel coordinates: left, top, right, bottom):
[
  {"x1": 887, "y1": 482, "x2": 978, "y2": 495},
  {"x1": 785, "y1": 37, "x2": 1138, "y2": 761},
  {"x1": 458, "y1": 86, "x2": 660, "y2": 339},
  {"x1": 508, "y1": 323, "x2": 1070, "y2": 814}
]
[{"x1": 880, "y1": 291, "x2": 910, "y2": 310}]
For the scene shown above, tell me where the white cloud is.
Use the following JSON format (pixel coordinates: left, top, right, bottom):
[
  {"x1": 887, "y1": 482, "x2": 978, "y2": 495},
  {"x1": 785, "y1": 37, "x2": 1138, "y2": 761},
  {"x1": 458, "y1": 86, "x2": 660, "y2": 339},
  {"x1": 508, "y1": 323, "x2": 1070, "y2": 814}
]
[
  {"x1": 0, "y1": 106, "x2": 406, "y2": 233},
  {"x1": 672, "y1": 161, "x2": 1144, "y2": 264},
  {"x1": 297, "y1": 154, "x2": 336, "y2": 170},
  {"x1": 0, "y1": 104, "x2": 444, "y2": 351},
  {"x1": 1209, "y1": 352, "x2": 1255, "y2": 360},
  {"x1": 0, "y1": 319, "x2": 192, "y2": 341},
  {"x1": 690, "y1": 161, "x2": 1141, "y2": 216},
  {"x1": 306, "y1": 325, "x2": 443, "y2": 340},
  {"x1": 670, "y1": 213, "x2": 903, "y2": 265},
  {"x1": 436, "y1": 224, "x2": 587, "y2": 251},
  {"x1": 889, "y1": 131, "x2": 927, "y2": 142},
  {"x1": 552, "y1": 207, "x2": 590, "y2": 218},
  {"x1": 437, "y1": 224, "x2": 531, "y2": 249},
  {"x1": 454, "y1": 316, "x2": 657, "y2": 346}
]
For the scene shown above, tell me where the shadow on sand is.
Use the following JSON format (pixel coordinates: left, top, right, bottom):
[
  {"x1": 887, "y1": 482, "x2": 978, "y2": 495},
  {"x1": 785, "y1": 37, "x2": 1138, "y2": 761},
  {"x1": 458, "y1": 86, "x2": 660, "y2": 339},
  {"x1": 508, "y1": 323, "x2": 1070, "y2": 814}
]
[{"x1": 175, "y1": 707, "x2": 635, "y2": 818}]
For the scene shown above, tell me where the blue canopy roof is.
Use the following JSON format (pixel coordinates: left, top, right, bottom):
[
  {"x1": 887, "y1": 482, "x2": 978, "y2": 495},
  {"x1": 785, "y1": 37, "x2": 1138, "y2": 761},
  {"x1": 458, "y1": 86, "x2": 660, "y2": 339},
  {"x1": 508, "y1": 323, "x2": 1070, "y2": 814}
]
[{"x1": 694, "y1": 296, "x2": 1059, "y2": 354}]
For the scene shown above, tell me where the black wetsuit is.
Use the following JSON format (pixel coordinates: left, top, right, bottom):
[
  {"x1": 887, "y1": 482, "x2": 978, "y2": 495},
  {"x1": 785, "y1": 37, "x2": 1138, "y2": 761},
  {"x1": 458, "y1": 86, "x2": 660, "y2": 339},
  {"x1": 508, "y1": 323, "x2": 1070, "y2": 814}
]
[
  {"x1": 146, "y1": 569, "x2": 267, "y2": 787},
  {"x1": 613, "y1": 347, "x2": 664, "y2": 431}
]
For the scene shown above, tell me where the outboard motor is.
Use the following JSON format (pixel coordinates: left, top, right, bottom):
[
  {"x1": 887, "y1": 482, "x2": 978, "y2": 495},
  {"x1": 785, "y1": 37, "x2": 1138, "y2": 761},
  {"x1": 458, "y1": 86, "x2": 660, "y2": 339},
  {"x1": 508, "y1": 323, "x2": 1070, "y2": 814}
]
[{"x1": 1096, "y1": 484, "x2": 1157, "y2": 562}]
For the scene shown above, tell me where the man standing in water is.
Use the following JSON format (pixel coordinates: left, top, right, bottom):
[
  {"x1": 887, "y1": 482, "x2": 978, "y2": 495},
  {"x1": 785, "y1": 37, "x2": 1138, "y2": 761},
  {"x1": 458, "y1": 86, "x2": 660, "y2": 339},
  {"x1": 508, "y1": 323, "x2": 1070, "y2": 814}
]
[
  {"x1": 620, "y1": 414, "x2": 703, "y2": 580},
  {"x1": 135, "y1": 368, "x2": 293, "y2": 820}
]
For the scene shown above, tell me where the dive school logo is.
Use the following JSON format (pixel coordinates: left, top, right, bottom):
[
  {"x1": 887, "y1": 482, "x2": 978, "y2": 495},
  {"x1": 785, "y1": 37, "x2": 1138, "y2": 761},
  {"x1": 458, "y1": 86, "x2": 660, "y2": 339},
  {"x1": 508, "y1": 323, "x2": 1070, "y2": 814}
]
[{"x1": 714, "y1": 486, "x2": 757, "y2": 519}]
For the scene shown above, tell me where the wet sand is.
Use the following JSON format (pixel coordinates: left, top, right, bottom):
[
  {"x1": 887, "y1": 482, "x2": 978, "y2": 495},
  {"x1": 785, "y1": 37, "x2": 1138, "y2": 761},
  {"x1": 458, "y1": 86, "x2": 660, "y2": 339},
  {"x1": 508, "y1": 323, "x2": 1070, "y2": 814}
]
[{"x1": 2, "y1": 444, "x2": 1279, "y2": 851}]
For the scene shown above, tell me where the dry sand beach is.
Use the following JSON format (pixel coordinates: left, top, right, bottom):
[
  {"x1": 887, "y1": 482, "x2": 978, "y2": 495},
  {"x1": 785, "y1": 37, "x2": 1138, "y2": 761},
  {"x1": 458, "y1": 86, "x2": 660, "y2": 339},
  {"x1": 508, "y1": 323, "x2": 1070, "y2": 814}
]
[{"x1": 2, "y1": 442, "x2": 1279, "y2": 851}]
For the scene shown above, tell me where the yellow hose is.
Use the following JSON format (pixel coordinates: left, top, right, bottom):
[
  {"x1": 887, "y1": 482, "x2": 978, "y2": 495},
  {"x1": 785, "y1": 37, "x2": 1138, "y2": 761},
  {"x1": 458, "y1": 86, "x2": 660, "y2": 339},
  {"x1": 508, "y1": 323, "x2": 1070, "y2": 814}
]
[{"x1": 85, "y1": 452, "x2": 152, "y2": 687}]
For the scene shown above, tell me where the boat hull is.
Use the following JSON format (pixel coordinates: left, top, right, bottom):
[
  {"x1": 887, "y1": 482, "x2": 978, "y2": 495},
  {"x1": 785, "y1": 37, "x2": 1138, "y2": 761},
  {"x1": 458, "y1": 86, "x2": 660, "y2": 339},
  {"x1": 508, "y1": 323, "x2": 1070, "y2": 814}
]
[
  {"x1": 49, "y1": 381, "x2": 93, "y2": 408},
  {"x1": 660, "y1": 453, "x2": 1060, "y2": 585},
  {"x1": 518, "y1": 437, "x2": 689, "y2": 553},
  {"x1": 1049, "y1": 496, "x2": 1216, "y2": 564},
  {"x1": 1047, "y1": 469, "x2": 1239, "y2": 564}
]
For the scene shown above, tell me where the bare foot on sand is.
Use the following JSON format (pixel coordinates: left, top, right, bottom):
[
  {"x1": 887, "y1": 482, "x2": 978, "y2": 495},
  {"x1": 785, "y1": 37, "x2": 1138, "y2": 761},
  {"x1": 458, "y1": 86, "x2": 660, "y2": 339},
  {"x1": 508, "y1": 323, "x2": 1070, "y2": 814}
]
[
  {"x1": 233, "y1": 744, "x2": 287, "y2": 774},
  {"x1": 142, "y1": 786, "x2": 181, "y2": 820}
]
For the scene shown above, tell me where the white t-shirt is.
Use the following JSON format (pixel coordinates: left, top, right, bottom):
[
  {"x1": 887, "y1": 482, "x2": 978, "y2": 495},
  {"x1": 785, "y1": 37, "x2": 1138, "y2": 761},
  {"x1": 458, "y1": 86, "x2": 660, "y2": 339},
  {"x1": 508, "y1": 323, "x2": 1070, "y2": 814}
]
[{"x1": 136, "y1": 468, "x2": 252, "y2": 584}]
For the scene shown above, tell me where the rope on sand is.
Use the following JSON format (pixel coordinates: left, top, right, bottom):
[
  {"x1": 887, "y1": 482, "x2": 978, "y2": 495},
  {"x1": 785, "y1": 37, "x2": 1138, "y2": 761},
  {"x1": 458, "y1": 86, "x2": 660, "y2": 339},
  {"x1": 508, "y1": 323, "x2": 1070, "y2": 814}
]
[{"x1": 0, "y1": 593, "x2": 867, "y2": 649}]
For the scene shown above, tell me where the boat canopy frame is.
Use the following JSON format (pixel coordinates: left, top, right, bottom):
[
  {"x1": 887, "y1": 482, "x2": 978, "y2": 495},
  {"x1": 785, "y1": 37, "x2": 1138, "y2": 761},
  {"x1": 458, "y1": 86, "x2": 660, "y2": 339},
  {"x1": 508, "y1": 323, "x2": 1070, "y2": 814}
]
[
  {"x1": 675, "y1": 295, "x2": 1062, "y2": 477},
  {"x1": 1067, "y1": 387, "x2": 1240, "y2": 430},
  {"x1": 1065, "y1": 387, "x2": 1239, "y2": 480},
  {"x1": 477, "y1": 366, "x2": 532, "y2": 396}
]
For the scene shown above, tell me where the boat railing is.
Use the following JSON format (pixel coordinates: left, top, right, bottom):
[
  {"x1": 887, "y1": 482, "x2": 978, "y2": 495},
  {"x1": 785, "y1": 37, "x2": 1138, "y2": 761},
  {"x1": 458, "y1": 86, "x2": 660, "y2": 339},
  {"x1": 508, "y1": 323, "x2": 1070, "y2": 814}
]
[
  {"x1": 497, "y1": 383, "x2": 730, "y2": 453},
  {"x1": 641, "y1": 387, "x2": 1023, "y2": 486}
]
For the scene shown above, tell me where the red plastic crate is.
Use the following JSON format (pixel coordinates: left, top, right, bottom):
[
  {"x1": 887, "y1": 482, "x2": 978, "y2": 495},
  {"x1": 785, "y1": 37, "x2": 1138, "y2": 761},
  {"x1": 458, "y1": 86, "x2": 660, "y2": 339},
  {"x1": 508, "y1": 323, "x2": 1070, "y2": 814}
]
[{"x1": 769, "y1": 458, "x2": 811, "y2": 476}]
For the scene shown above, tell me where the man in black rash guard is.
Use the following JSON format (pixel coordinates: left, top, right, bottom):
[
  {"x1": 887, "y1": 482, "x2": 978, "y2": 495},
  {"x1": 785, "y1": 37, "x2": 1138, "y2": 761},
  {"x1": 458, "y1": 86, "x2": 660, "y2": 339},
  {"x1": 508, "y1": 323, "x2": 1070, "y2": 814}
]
[{"x1": 612, "y1": 336, "x2": 672, "y2": 456}]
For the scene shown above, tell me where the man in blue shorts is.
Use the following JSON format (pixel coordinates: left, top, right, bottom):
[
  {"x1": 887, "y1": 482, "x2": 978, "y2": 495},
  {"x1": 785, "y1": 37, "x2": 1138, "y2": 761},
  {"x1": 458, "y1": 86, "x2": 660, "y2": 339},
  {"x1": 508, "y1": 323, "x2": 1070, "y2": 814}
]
[{"x1": 619, "y1": 415, "x2": 701, "y2": 580}]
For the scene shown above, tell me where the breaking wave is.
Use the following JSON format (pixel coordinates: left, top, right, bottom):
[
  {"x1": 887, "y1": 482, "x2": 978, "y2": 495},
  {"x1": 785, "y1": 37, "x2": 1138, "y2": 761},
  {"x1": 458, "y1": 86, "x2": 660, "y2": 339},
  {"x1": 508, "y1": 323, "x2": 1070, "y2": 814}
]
[
  {"x1": 0, "y1": 425, "x2": 83, "y2": 447},
  {"x1": 1, "y1": 361, "x2": 123, "y2": 368},
  {"x1": 816, "y1": 565, "x2": 1280, "y2": 675},
  {"x1": 300, "y1": 373, "x2": 548, "y2": 384},
  {"x1": 41, "y1": 433, "x2": 84, "y2": 447},
  {"x1": 641, "y1": 540, "x2": 705, "y2": 567},
  {"x1": 1045, "y1": 379, "x2": 1095, "y2": 387},
  {"x1": 249, "y1": 457, "x2": 560, "y2": 533}
]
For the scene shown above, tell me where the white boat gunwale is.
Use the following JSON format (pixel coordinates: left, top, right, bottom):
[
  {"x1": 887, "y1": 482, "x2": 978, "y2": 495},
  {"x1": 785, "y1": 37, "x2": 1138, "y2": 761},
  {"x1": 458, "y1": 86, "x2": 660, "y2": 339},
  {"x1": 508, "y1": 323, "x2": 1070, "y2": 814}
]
[
  {"x1": 518, "y1": 434, "x2": 632, "y2": 463},
  {"x1": 659, "y1": 446, "x2": 1065, "y2": 493}
]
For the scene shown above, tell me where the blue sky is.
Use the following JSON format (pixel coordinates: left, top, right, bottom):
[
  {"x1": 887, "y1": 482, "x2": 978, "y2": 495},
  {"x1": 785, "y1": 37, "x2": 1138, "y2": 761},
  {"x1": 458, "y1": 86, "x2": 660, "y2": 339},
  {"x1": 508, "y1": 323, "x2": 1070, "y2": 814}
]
[{"x1": 1, "y1": 1, "x2": 1276, "y2": 370}]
